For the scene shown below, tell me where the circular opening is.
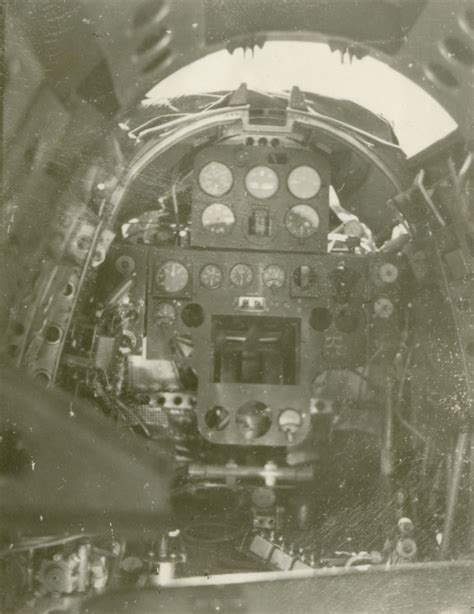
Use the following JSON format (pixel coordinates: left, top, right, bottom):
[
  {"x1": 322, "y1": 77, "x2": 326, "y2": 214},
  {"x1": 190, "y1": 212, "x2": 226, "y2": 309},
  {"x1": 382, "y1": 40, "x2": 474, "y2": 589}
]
[
  {"x1": 310, "y1": 307, "x2": 332, "y2": 331},
  {"x1": 442, "y1": 36, "x2": 474, "y2": 66},
  {"x1": 76, "y1": 235, "x2": 93, "y2": 251},
  {"x1": 157, "y1": 396, "x2": 166, "y2": 405},
  {"x1": 63, "y1": 282, "x2": 75, "y2": 297},
  {"x1": 258, "y1": 137, "x2": 268, "y2": 146},
  {"x1": 466, "y1": 341, "x2": 474, "y2": 357},
  {"x1": 116, "y1": 256, "x2": 135, "y2": 274},
  {"x1": 93, "y1": 249, "x2": 105, "y2": 266},
  {"x1": 181, "y1": 303, "x2": 205, "y2": 328},
  {"x1": 315, "y1": 399, "x2": 328, "y2": 412},
  {"x1": 34, "y1": 371, "x2": 51, "y2": 386},
  {"x1": 425, "y1": 62, "x2": 459, "y2": 88},
  {"x1": 236, "y1": 400, "x2": 272, "y2": 440},
  {"x1": 174, "y1": 396, "x2": 183, "y2": 406},
  {"x1": 45, "y1": 325, "x2": 62, "y2": 344},
  {"x1": 12, "y1": 322, "x2": 25, "y2": 336},
  {"x1": 205, "y1": 406, "x2": 230, "y2": 431},
  {"x1": 335, "y1": 309, "x2": 359, "y2": 333}
]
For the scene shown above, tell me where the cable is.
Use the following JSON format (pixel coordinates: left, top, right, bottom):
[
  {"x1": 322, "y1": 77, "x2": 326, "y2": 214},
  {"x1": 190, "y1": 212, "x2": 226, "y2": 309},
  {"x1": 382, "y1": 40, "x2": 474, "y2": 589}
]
[{"x1": 0, "y1": 533, "x2": 99, "y2": 558}]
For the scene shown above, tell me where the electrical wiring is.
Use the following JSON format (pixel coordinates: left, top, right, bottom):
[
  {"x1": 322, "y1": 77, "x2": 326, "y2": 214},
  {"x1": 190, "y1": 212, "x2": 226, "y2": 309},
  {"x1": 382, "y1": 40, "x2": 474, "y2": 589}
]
[{"x1": 0, "y1": 534, "x2": 100, "y2": 558}]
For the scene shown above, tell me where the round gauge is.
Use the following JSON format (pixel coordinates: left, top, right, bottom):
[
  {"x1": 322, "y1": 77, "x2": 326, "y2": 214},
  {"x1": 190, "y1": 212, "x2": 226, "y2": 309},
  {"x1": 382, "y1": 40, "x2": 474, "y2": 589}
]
[
  {"x1": 198, "y1": 161, "x2": 233, "y2": 197},
  {"x1": 154, "y1": 302, "x2": 176, "y2": 326},
  {"x1": 285, "y1": 204, "x2": 320, "y2": 238},
  {"x1": 263, "y1": 264, "x2": 286, "y2": 288},
  {"x1": 201, "y1": 203, "x2": 236, "y2": 235},
  {"x1": 374, "y1": 297, "x2": 394, "y2": 319},
  {"x1": 230, "y1": 263, "x2": 253, "y2": 287},
  {"x1": 200, "y1": 263, "x2": 223, "y2": 289},
  {"x1": 115, "y1": 255, "x2": 135, "y2": 275},
  {"x1": 245, "y1": 166, "x2": 279, "y2": 199},
  {"x1": 287, "y1": 166, "x2": 321, "y2": 199},
  {"x1": 379, "y1": 262, "x2": 399, "y2": 283},
  {"x1": 293, "y1": 265, "x2": 317, "y2": 290},
  {"x1": 155, "y1": 261, "x2": 189, "y2": 294}
]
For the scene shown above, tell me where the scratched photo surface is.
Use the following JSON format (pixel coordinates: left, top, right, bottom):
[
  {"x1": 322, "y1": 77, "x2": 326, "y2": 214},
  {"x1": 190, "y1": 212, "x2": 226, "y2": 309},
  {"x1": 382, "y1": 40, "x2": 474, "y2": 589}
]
[{"x1": 1, "y1": 1, "x2": 473, "y2": 612}]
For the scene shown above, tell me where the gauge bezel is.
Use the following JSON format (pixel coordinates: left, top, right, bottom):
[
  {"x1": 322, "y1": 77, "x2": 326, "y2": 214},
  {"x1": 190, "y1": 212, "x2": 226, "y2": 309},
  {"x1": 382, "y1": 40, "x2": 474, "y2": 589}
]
[
  {"x1": 201, "y1": 203, "x2": 236, "y2": 235},
  {"x1": 153, "y1": 301, "x2": 177, "y2": 324},
  {"x1": 155, "y1": 260, "x2": 190, "y2": 294},
  {"x1": 287, "y1": 165, "x2": 322, "y2": 200},
  {"x1": 199, "y1": 263, "x2": 224, "y2": 289},
  {"x1": 229, "y1": 263, "x2": 254, "y2": 287},
  {"x1": 378, "y1": 262, "x2": 399, "y2": 283},
  {"x1": 244, "y1": 165, "x2": 279, "y2": 200},
  {"x1": 198, "y1": 161, "x2": 234, "y2": 197},
  {"x1": 284, "y1": 204, "x2": 320, "y2": 239},
  {"x1": 262, "y1": 264, "x2": 286, "y2": 288}
]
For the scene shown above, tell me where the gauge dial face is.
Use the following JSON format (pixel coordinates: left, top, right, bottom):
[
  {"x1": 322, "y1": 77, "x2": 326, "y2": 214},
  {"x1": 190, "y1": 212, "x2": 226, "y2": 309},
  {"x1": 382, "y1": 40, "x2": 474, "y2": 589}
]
[
  {"x1": 115, "y1": 255, "x2": 135, "y2": 275},
  {"x1": 285, "y1": 204, "x2": 320, "y2": 238},
  {"x1": 198, "y1": 161, "x2": 233, "y2": 197},
  {"x1": 245, "y1": 166, "x2": 279, "y2": 199},
  {"x1": 293, "y1": 265, "x2": 317, "y2": 289},
  {"x1": 230, "y1": 263, "x2": 253, "y2": 287},
  {"x1": 287, "y1": 166, "x2": 321, "y2": 199},
  {"x1": 201, "y1": 203, "x2": 236, "y2": 235},
  {"x1": 263, "y1": 264, "x2": 286, "y2": 288},
  {"x1": 378, "y1": 262, "x2": 399, "y2": 283},
  {"x1": 153, "y1": 302, "x2": 176, "y2": 326},
  {"x1": 155, "y1": 261, "x2": 189, "y2": 294},
  {"x1": 374, "y1": 296, "x2": 394, "y2": 319},
  {"x1": 200, "y1": 264, "x2": 223, "y2": 289}
]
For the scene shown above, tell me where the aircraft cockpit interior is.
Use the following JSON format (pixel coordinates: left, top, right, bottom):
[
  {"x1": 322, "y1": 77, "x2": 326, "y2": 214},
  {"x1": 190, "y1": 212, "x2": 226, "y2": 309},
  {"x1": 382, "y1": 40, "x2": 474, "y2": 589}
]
[{"x1": 1, "y1": 1, "x2": 473, "y2": 612}]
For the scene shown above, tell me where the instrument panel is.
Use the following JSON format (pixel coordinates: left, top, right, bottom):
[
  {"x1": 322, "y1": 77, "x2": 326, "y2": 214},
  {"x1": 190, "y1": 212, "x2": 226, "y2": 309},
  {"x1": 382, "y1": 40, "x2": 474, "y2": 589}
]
[
  {"x1": 97, "y1": 243, "x2": 404, "y2": 447},
  {"x1": 191, "y1": 144, "x2": 330, "y2": 252}
]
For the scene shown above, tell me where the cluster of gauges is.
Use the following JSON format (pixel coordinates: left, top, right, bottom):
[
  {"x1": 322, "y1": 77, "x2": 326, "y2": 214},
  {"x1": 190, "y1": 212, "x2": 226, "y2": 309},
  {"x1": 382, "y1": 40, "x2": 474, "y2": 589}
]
[
  {"x1": 198, "y1": 161, "x2": 322, "y2": 200},
  {"x1": 200, "y1": 263, "x2": 286, "y2": 289},
  {"x1": 154, "y1": 260, "x2": 290, "y2": 293},
  {"x1": 154, "y1": 259, "x2": 399, "y2": 295},
  {"x1": 205, "y1": 403, "x2": 303, "y2": 442},
  {"x1": 201, "y1": 202, "x2": 320, "y2": 238},
  {"x1": 154, "y1": 260, "x2": 334, "y2": 294},
  {"x1": 198, "y1": 162, "x2": 322, "y2": 239}
]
